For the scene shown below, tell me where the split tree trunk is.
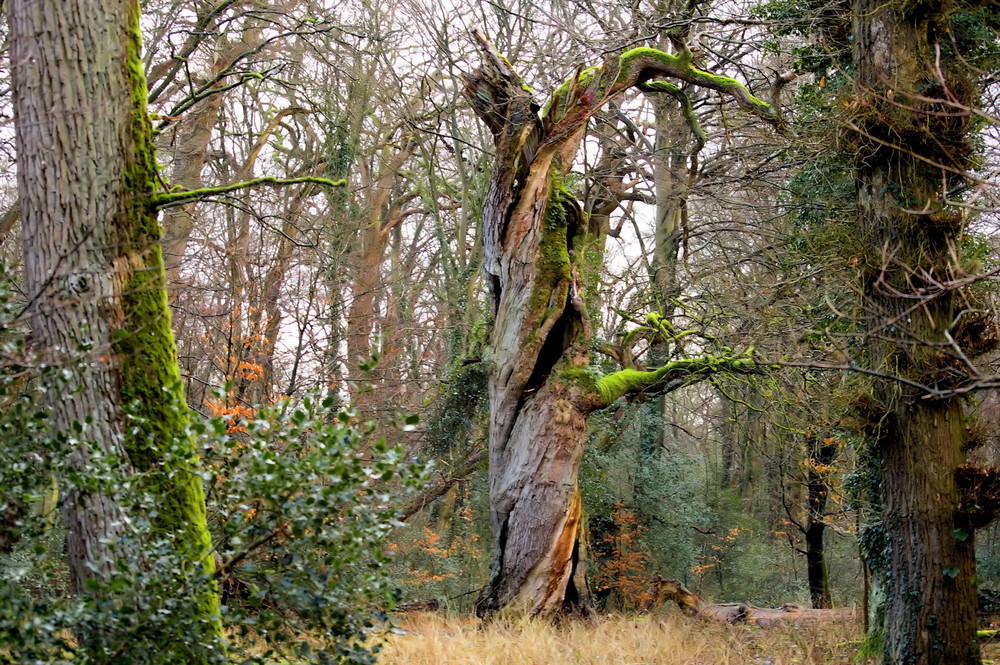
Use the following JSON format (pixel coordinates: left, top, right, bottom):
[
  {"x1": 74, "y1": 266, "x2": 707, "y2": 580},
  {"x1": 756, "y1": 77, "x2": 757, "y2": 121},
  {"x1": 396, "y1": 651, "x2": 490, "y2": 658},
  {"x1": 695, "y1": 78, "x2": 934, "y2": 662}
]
[
  {"x1": 463, "y1": 32, "x2": 778, "y2": 617},
  {"x1": 11, "y1": 0, "x2": 223, "y2": 659},
  {"x1": 850, "y1": 1, "x2": 982, "y2": 662}
]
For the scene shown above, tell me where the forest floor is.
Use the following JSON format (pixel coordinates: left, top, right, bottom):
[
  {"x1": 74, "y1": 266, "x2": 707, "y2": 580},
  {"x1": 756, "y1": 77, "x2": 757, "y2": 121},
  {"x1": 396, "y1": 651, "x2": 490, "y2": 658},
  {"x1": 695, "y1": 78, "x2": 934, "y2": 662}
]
[
  {"x1": 377, "y1": 612, "x2": 1000, "y2": 665},
  {"x1": 378, "y1": 612, "x2": 864, "y2": 665}
]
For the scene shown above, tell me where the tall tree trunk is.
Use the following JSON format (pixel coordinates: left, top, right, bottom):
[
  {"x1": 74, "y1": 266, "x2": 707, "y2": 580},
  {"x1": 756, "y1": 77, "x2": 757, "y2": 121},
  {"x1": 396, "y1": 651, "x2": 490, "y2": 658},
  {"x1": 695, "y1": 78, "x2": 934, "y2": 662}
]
[
  {"x1": 11, "y1": 0, "x2": 223, "y2": 658},
  {"x1": 851, "y1": 2, "x2": 981, "y2": 662},
  {"x1": 463, "y1": 32, "x2": 777, "y2": 617},
  {"x1": 883, "y1": 402, "x2": 976, "y2": 662}
]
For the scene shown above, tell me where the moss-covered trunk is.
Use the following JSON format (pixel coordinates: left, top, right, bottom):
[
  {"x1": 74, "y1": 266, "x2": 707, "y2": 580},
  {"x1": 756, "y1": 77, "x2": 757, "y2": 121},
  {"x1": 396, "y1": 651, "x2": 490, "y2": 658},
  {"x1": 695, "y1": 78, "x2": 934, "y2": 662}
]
[
  {"x1": 851, "y1": 1, "x2": 981, "y2": 661},
  {"x1": 463, "y1": 32, "x2": 776, "y2": 617},
  {"x1": 11, "y1": 0, "x2": 222, "y2": 658}
]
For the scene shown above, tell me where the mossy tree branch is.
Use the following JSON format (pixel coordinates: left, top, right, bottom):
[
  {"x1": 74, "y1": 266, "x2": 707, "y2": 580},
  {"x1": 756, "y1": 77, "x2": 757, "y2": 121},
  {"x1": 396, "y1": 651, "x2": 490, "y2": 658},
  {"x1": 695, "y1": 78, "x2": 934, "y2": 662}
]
[
  {"x1": 637, "y1": 80, "x2": 707, "y2": 152},
  {"x1": 614, "y1": 47, "x2": 777, "y2": 123},
  {"x1": 150, "y1": 176, "x2": 346, "y2": 209},
  {"x1": 595, "y1": 350, "x2": 758, "y2": 407},
  {"x1": 540, "y1": 44, "x2": 781, "y2": 143},
  {"x1": 465, "y1": 31, "x2": 780, "y2": 169},
  {"x1": 597, "y1": 312, "x2": 704, "y2": 370}
]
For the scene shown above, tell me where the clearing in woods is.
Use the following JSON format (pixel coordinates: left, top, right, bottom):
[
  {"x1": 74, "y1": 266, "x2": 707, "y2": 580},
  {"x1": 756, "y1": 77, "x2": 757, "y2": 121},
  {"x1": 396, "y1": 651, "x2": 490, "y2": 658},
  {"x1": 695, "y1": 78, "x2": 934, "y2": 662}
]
[
  {"x1": 378, "y1": 613, "x2": 865, "y2": 665},
  {"x1": 377, "y1": 613, "x2": 1000, "y2": 664}
]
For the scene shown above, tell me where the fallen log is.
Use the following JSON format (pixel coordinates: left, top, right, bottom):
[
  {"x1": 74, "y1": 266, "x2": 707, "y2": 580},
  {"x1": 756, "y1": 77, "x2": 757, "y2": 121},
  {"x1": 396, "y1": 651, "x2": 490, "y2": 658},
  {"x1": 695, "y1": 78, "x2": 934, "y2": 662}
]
[
  {"x1": 748, "y1": 603, "x2": 859, "y2": 628},
  {"x1": 393, "y1": 599, "x2": 441, "y2": 613},
  {"x1": 641, "y1": 577, "x2": 859, "y2": 627}
]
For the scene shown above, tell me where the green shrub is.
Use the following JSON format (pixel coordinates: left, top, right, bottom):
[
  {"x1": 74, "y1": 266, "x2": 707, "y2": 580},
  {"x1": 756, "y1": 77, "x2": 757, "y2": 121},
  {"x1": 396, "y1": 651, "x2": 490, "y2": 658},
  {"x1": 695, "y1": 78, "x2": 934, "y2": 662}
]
[{"x1": 0, "y1": 307, "x2": 425, "y2": 665}]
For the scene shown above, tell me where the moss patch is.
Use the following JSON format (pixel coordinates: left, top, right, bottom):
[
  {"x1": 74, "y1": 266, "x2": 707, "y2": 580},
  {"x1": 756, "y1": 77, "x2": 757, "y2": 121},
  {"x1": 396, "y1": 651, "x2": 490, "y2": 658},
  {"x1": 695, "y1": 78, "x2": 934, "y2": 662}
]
[
  {"x1": 526, "y1": 172, "x2": 576, "y2": 323},
  {"x1": 119, "y1": 1, "x2": 223, "y2": 655},
  {"x1": 596, "y1": 353, "x2": 756, "y2": 406},
  {"x1": 557, "y1": 364, "x2": 601, "y2": 394}
]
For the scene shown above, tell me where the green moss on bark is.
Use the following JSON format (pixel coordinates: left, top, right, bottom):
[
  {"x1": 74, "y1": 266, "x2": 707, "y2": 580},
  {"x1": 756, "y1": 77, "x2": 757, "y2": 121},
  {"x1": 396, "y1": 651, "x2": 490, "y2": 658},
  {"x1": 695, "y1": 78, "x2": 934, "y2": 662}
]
[
  {"x1": 596, "y1": 353, "x2": 755, "y2": 406},
  {"x1": 617, "y1": 47, "x2": 690, "y2": 77},
  {"x1": 617, "y1": 47, "x2": 772, "y2": 112},
  {"x1": 125, "y1": 0, "x2": 160, "y2": 227},
  {"x1": 526, "y1": 173, "x2": 575, "y2": 323},
  {"x1": 119, "y1": 1, "x2": 223, "y2": 654},
  {"x1": 557, "y1": 364, "x2": 601, "y2": 394}
]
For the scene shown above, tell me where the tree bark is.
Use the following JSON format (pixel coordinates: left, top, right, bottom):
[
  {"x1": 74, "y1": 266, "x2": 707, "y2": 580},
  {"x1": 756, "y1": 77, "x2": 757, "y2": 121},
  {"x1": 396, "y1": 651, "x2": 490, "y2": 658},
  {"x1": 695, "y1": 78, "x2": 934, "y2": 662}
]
[
  {"x1": 805, "y1": 431, "x2": 835, "y2": 609},
  {"x1": 463, "y1": 32, "x2": 776, "y2": 617},
  {"x1": 11, "y1": 0, "x2": 223, "y2": 658},
  {"x1": 851, "y1": 1, "x2": 982, "y2": 662}
]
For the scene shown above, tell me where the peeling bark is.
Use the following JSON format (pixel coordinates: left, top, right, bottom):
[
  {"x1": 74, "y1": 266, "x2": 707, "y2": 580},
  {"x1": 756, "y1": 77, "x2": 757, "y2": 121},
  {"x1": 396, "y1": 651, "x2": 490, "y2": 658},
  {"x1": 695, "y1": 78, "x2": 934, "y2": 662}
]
[{"x1": 463, "y1": 32, "x2": 774, "y2": 617}]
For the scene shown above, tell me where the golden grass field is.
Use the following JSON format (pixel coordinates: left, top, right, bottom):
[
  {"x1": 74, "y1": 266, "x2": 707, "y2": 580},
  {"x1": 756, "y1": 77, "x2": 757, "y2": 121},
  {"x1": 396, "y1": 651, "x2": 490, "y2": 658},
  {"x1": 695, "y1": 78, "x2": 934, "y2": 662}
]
[{"x1": 377, "y1": 612, "x2": 879, "y2": 665}]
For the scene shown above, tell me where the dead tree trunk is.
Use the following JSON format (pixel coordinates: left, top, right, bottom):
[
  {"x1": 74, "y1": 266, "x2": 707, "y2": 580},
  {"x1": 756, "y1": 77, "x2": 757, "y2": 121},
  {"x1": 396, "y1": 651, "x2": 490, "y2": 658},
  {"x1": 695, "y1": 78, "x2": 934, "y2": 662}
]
[
  {"x1": 805, "y1": 430, "x2": 836, "y2": 609},
  {"x1": 462, "y1": 32, "x2": 781, "y2": 617},
  {"x1": 642, "y1": 578, "x2": 859, "y2": 627}
]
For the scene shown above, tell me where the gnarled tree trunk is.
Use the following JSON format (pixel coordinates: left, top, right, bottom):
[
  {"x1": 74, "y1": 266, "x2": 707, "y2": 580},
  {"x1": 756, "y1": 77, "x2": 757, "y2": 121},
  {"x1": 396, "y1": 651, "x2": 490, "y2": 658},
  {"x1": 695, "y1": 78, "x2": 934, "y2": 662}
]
[{"x1": 463, "y1": 32, "x2": 778, "y2": 617}]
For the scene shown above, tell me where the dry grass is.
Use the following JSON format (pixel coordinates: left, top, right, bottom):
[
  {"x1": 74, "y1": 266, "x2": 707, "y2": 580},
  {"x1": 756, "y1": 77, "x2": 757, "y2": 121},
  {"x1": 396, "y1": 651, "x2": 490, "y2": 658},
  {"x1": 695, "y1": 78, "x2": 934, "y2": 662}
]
[{"x1": 377, "y1": 612, "x2": 868, "y2": 665}]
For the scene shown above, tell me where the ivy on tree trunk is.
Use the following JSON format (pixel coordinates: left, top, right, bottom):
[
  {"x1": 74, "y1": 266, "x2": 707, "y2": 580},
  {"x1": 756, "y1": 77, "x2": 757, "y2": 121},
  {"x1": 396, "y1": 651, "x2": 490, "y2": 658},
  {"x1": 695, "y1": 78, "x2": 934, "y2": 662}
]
[{"x1": 850, "y1": 1, "x2": 984, "y2": 662}]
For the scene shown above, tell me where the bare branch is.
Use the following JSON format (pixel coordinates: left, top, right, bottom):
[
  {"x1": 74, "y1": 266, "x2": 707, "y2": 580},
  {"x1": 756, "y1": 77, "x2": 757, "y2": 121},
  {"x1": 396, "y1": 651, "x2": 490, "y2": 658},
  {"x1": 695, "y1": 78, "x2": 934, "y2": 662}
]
[{"x1": 150, "y1": 176, "x2": 345, "y2": 209}]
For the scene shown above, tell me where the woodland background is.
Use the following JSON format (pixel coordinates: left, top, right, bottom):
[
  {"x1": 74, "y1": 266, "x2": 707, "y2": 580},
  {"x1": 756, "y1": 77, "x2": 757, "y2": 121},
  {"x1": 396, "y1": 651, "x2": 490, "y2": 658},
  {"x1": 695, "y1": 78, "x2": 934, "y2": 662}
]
[{"x1": 2, "y1": 0, "x2": 1000, "y2": 663}]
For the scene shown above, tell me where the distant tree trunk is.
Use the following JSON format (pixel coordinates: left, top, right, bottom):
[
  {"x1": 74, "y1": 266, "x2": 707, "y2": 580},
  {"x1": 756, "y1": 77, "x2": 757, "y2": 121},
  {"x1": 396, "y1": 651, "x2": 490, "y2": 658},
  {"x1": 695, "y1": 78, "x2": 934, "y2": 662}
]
[
  {"x1": 256, "y1": 184, "x2": 315, "y2": 399},
  {"x1": 851, "y1": 1, "x2": 981, "y2": 662},
  {"x1": 463, "y1": 32, "x2": 777, "y2": 617},
  {"x1": 804, "y1": 430, "x2": 835, "y2": 609},
  {"x1": 159, "y1": 2, "x2": 263, "y2": 279},
  {"x1": 343, "y1": 177, "x2": 418, "y2": 427},
  {"x1": 11, "y1": 0, "x2": 222, "y2": 658}
]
